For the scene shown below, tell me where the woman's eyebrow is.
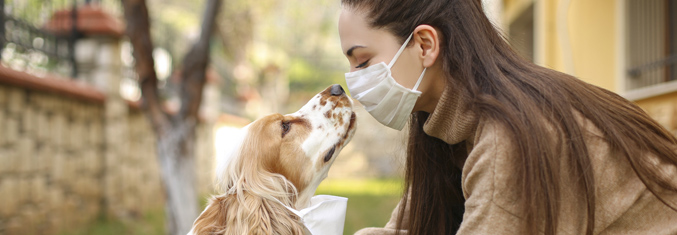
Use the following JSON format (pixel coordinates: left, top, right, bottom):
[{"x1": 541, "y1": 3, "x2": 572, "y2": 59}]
[{"x1": 345, "y1": 45, "x2": 366, "y2": 57}]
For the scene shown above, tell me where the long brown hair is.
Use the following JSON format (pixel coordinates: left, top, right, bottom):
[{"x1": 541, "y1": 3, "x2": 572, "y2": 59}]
[{"x1": 340, "y1": 0, "x2": 677, "y2": 234}]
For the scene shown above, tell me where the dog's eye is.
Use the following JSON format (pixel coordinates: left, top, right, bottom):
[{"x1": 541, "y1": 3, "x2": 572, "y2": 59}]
[
  {"x1": 323, "y1": 146, "x2": 336, "y2": 162},
  {"x1": 281, "y1": 121, "x2": 291, "y2": 137}
]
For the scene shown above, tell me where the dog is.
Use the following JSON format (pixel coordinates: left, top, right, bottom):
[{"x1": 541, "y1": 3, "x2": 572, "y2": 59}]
[{"x1": 188, "y1": 84, "x2": 357, "y2": 235}]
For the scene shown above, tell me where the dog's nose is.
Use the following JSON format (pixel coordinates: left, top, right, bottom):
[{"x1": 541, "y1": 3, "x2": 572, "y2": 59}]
[{"x1": 330, "y1": 84, "x2": 344, "y2": 96}]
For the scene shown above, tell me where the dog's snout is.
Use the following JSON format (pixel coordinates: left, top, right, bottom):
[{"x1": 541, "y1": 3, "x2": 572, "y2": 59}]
[{"x1": 330, "y1": 84, "x2": 344, "y2": 96}]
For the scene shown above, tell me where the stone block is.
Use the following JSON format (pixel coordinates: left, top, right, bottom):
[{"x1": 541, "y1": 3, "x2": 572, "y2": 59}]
[
  {"x1": 81, "y1": 122, "x2": 91, "y2": 147},
  {"x1": 31, "y1": 177, "x2": 46, "y2": 202},
  {"x1": 35, "y1": 145, "x2": 52, "y2": 172},
  {"x1": 51, "y1": 153, "x2": 65, "y2": 184},
  {"x1": 75, "y1": 38, "x2": 98, "y2": 64},
  {"x1": 65, "y1": 121, "x2": 77, "y2": 151},
  {"x1": 17, "y1": 137, "x2": 36, "y2": 172},
  {"x1": 0, "y1": 150, "x2": 6, "y2": 174},
  {"x1": 36, "y1": 93, "x2": 49, "y2": 110},
  {"x1": 83, "y1": 177, "x2": 99, "y2": 199},
  {"x1": 6, "y1": 88, "x2": 24, "y2": 115},
  {"x1": 62, "y1": 157, "x2": 76, "y2": 187},
  {"x1": 85, "y1": 149, "x2": 102, "y2": 174},
  {"x1": 47, "y1": 187, "x2": 64, "y2": 212},
  {"x1": 74, "y1": 123, "x2": 85, "y2": 151},
  {"x1": 21, "y1": 106, "x2": 36, "y2": 138},
  {"x1": 106, "y1": 100, "x2": 127, "y2": 118},
  {"x1": 50, "y1": 113, "x2": 66, "y2": 148},
  {"x1": 29, "y1": 92, "x2": 43, "y2": 109},
  {"x1": 35, "y1": 111, "x2": 50, "y2": 142},
  {"x1": 42, "y1": 95, "x2": 57, "y2": 112},
  {"x1": 18, "y1": 177, "x2": 31, "y2": 204},
  {"x1": 0, "y1": 177, "x2": 19, "y2": 217},
  {"x1": 51, "y1": 99, "x2": 63, "y2": 114},
  {"x1": 0, "y1": 149, "x2": 18, "y2": 174},
  {"x1": 4, "y1": 116, "x2": 19, "y2": 146},
  {"x1": 0, "y1": 110, "x2": 5, "y2": 145},
  {"x1": 97, "y1": 42, "x2": 120, "y2": 67},
  {"x1": 88, "y1": 178, "x2": 102, "y2": 199},
  {"x1": 90, "y1": 121, "x2": 103, "y2": 146},
  {"x1": 0, "y1": 85, "x2": 6, "y2": 106}
]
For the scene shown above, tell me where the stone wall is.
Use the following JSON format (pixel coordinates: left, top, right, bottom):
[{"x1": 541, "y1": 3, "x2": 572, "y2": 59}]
[
  {"x1": 0, "y1": 73, "x2": 215, "y2": 235},
  {"x1": 0, "y1": 83, "x2": 105, "y2": 234}
]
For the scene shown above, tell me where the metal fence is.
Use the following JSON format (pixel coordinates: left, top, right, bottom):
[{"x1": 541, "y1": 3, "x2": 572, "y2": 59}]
[
  {"x1": 0, "y1": 0, "x2": 123, "y2": 79},
  {"x1": 626, "y1": 0, "x2": 677, "y2": 90}
]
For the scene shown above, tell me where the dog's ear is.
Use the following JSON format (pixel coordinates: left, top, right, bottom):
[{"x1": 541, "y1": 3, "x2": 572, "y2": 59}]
[
  {"x1": 251, "y1": 194, "x2": 308, "y2": 235},
  {"x1": 190, "y1": 196, "x2": 228, "y2": 235}
]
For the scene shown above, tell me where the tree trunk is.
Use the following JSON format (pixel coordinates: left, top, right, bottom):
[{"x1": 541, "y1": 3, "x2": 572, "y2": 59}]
[
  {"x1": 120, "y1": 0, "x2": 222, "y2": 234},
  {"x1": 157, "y1": 120, "x2": 199, "y2": 235}
]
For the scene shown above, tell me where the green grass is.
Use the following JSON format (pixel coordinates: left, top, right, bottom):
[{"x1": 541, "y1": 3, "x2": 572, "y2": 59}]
[
  {"x1": 63, "y1": 179, "x2": 403, "y2": 235},
  {"x1": 316, "y1": 178, "x2": 404, "y2": 235},
  {"x1": 60, "y1": 208, "x2": 166, "y2": 235}
]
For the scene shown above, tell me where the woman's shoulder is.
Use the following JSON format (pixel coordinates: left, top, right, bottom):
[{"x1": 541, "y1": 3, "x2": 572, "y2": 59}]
[{"x1": 465, "y1": 111, "x2": 677, "y2": 234}]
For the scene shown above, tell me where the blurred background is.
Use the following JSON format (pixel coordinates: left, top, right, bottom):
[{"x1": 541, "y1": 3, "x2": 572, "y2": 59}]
[{"x1": 0, "y1": 0, "x2": 675, "y2": 234}]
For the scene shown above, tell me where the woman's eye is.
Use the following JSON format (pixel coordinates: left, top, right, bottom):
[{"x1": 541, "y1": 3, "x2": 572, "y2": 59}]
[
  {"x1": 355, "y1": 60, "x2": 370, "y2": 69},
  {"x1": 281, "y1": 121, "x2": 291, "y2": 137}
]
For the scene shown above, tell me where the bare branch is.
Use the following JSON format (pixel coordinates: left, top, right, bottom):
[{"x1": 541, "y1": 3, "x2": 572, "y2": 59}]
[
  {"x1": 178, "y1": 0, "x2": 223, "y2": 120},
  {"x1": 120, "y1": 0, "x2": 171, "y2": 135}
]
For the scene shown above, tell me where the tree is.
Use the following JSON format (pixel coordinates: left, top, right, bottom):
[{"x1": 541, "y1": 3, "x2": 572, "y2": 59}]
[{"x1": 120, "y1": 0, "x2": 222, "y2": 234}]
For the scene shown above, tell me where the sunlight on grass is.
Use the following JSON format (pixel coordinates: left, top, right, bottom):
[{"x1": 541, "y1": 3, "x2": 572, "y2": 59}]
[{"x1": 316, "y1": 178, "x2": 404, "y2": 196}]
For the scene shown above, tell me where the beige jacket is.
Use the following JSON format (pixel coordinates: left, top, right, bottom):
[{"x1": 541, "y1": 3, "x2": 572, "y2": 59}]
[{"x1": 356, "y1": 85, "x2": 677, "y2": 235}]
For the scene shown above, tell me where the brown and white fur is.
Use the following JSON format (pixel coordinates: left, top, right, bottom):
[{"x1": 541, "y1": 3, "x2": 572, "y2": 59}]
[{"x1": 188, "y1": 85, "x2": 357, "y2": 235}]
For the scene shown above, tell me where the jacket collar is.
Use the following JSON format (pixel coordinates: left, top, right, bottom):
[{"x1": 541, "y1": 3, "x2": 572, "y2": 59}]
[{"x1": 423, "y1": 84, "x2": 479, "y2": 145}]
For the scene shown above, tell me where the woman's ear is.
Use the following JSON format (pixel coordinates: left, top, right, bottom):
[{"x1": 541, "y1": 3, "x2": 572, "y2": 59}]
[{"x1": 413, "y1": 25, "x2": 440, "y2": 68}]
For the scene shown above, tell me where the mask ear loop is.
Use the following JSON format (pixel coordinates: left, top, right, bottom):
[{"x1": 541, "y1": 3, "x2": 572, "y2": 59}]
[
  {"x1": 387, "y1": 33, "x2": 415, "y2": 69},
  {"x1": 412, "y1": 67, "x2": 426, "y2": 92},
  {"x1": 388, "y1": 32, "x2": 426, "y2": 92}
]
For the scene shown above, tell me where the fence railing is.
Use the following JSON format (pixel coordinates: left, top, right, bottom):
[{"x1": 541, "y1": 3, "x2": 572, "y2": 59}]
[
  {"x1": 626, "y1": 0, "x2": 677, "y2": 90},
  {"x1": 0, "y1": 0, "x2": 123, "y2": 79}
]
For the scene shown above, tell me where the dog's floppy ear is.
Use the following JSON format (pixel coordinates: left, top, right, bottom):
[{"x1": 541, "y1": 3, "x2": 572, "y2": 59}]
[
  {"x1": 191, "y1": 196, "x2": 228, "y2": 234},
  {"x1": 251, "y1": 194, "x2": 308, "y2": 235}
]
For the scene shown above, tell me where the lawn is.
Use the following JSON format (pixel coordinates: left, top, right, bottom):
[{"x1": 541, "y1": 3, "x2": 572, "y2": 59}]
[
  {"x1": 315, "y1": 178, "x2": 403, "y2": 234},
  {"x1": 63, "y1": 178, "x2": 404, "y2": 235}
]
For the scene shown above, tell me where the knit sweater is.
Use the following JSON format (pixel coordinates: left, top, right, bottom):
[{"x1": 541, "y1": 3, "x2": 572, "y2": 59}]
[{"x1": 355, "y1": 84, "x2": 677, "y2": 235}]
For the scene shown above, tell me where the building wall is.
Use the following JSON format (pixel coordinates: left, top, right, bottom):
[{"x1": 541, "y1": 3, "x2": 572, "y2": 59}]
[
  {"x1": 503, "y1": 0, "x2": 618, "y2": 91},
  {"x1": 634, "y1": 93, "x2": 677, "y2": 135},
  {"x1": 502, "y1": 0, "x2": 677, "y2": 136},
  {"x1": 567, "y1": 0, "x2": 617, "y2": 91}
]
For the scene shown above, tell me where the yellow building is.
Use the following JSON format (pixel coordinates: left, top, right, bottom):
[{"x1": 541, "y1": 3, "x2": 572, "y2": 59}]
[{"x1": 489, "y1": 0, "x2": 677, "y2": 133}]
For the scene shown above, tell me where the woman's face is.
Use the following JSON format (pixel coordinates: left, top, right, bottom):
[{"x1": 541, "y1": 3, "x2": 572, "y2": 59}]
[{"x1": 338, "y1": 7, "x2": 427, "y2": 92}]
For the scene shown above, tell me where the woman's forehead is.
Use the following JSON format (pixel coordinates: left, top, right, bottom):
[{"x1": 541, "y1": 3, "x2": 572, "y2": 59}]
[{"x1": 338, "y1": 8, "x2": 397, "y2": 54}]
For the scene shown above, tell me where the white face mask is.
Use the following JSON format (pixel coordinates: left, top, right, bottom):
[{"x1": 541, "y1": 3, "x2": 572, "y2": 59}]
[
  {"x1": 275, "y1": 195, "x2": 348, "y2": 235},
  {"x1": 345, "y1": 33, "x2": 427, "y2": 130}
]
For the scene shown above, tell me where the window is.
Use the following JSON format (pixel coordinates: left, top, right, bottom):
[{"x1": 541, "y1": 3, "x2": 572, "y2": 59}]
[{"x1": 625, "y1": 0, "x2": 677, "y2": 90}]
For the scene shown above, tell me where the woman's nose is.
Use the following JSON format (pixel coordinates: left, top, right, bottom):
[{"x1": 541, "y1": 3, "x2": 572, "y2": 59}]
[{"x1": 330, "y1": 84, "x2": 345, "y2": 96}]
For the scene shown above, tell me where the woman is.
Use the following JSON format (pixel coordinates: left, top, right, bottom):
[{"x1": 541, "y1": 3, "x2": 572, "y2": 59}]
[{"x1": 338, "y1": 0, "x2": 677, "y2": 234}]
